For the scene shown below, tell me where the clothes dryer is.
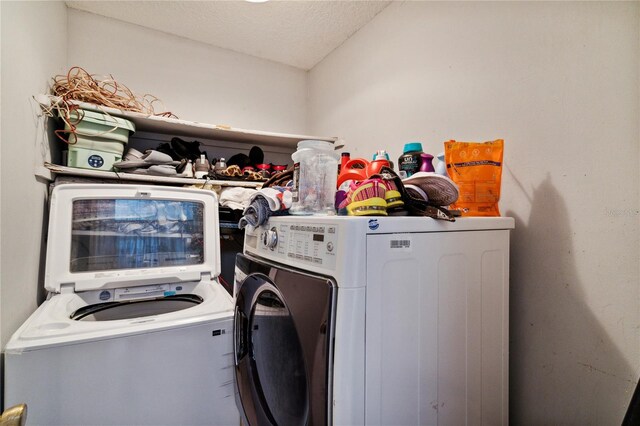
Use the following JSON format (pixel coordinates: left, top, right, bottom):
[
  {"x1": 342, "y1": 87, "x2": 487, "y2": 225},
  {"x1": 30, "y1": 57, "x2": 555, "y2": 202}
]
[
  {"x1": 234, "y1": 216, "x2": 514, "y2": 425},
  {"x1": 3, "y1": 184, "x2": 239, "y2": 426}
]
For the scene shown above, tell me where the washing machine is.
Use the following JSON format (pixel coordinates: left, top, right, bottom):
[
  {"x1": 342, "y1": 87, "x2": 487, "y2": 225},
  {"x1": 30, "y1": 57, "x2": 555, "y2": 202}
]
[
  {"x1": 234, "y1": 215, "x2": 514, "y2": 425},
  {"x1": 3, "y1": 184, "x2": 240, "y2": 426}
]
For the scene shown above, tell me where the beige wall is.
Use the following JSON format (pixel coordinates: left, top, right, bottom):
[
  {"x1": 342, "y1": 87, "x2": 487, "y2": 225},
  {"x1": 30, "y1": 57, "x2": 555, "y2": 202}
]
[
  {"x1": 308, "y1": 2, "x2": 640, "y2": 423},
  {"x1": 0, "y1": 6, "x2": 308, "y2": 350},
  {"x1": 2, "y1": 1, "x2": 639, "y2": 423},
  {"x1": 0, "y1": 1, "x2": 67, "y2": 349},
  {"x1": 67, "y1": 9, "x2": 308, "y2": 135}
]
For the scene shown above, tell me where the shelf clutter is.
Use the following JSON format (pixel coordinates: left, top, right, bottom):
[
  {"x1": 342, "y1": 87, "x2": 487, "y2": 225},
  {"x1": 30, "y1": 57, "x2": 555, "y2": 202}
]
[
  {"x1": 41, "y1": 98, "x2": 341, "y2": 190},
  {"x1": 45, "y1": 163, "x2": 265, "y2": 189}
]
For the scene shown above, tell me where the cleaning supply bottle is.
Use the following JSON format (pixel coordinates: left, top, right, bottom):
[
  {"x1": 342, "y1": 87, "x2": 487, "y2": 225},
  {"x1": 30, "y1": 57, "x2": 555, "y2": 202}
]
[
  {"x1": 373, "y1": 150, "x2": 394, "y2": 170},
  {"x1": 368, "y1": 157, "x2": 390, "y2": 176},
  {"x1": 339, "y1": 152, "x2": 350, "y2": 174},
  {"x1": 435, "y1": 152, "x2": 447, "y2": 176},
  {"x1": 398, "y1": 142, "x2": 424, "y2": 177},
  {"x1": 419, "y1": 153, "x2": 435, "y2": 172}
]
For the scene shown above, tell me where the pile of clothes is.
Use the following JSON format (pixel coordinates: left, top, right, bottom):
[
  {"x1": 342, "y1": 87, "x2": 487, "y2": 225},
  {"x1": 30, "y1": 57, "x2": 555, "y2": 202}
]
[{"x1": 237, "y1": 170, "x2": 294, "y2": 229}]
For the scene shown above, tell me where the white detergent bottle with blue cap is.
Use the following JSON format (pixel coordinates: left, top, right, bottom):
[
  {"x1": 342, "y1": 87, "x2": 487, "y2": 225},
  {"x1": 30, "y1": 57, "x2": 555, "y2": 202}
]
[
  {"x1": 435, "y1": 152, "x2": 447, "y2": 176},
  {"x1": 373, "y1": 150, "x2": 394, "y2": 170}
]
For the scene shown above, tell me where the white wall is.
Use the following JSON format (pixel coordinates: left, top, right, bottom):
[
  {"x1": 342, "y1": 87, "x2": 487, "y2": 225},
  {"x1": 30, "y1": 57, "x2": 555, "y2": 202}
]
[
  {"x1": 0, "y1": 7, "x2": 308, "y2": 349},
  {"x1": 0, "y1": 1, "x2": 67, "y2": 349},
  {"x1": 309, "y1": 2, "x2": 640, "y2": 424},
  {"x1": 2, "y1": 2, "x2": 637, "y2": 422},
  {"x1": 67, "y1": 9, "x2": 307, "y2": 135}
]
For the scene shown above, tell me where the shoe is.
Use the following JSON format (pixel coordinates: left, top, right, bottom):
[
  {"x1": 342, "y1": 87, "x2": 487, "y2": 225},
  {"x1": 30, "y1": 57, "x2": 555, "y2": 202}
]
[
  {"x1": 129, "y1": 164, "x2": 183, "y2": 176},
  {"x1": 183, "y1": 160, "x2": 194, "y2": 178},
  {"x1": 227, "y1": 146, "x2": 265, "y2": 170},
  {"x1": 156, "y1": 142, "x2": 181, "y2": 160},
  {"x1": 194, "y1": 154, "x2": 210, "y2": 179},
  {"x1": 113, "y1": 149, "x2": 180, "y2": 170},
  {"x1": 249, "y1": 146, "x2": 264, "y2": 165},
  {"x1": 368, "y1": 166, "x2": 405, "y2": 211},
  {"x1": 340, "y1": 178, "x2": 388, "y2": 216},
  {"x1": 381, "y1": 178, "x2": 404, "y2": 209},
  {"x1": 214, "y1": 158, "x2": 227, "y2": 174},
  {"x1": 403, "y1": 184, "x2": 428, "y2": 203},
  {"x1": 171, "y1": 137, "x2": 202, "y2": 161},
  {"x1": 219, "y1": 165, "x2": 243, "y2": 177},
  {"x1": 227, "y1": 153, "x2": 250, "y2": 169},
  {"x1": 402, "y1": 172, "x2": 459, "y2": 206}
]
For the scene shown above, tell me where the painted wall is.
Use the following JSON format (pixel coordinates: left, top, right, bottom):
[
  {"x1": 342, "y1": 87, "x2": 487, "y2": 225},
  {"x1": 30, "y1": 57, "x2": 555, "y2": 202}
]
[
  {"x1": 308, "y1": 2, "x2": 640, "y2": 424},
  {"x1": 67, "y1": 9, "x2": 307, "y2": 135},
  {"x1": 2, "y1": 2, "x2": 638, "y2": 423},
  {"x1": 0, "y1": 7, "x2": 308, "y2": 349},
  {"x1": 0, "y1": 1, "x2": 67, "y2": 349}
]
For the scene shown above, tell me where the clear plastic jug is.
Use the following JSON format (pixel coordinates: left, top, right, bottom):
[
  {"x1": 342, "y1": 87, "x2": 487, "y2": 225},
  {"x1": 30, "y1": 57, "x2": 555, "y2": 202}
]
[{"x1": 290, "y1": 140, "x2": 338, "y2": 215}]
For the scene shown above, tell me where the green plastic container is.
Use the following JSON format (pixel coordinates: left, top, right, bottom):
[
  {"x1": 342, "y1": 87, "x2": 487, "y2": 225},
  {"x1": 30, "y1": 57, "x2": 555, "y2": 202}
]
[{"x1": 64, "y1": 109, "x2": 135, "y2": 171}]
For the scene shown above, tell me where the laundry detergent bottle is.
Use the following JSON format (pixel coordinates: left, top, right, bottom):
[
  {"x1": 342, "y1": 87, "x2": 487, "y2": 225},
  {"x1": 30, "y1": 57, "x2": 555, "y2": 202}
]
[
  {"x1": 373, "y1": 150, "x2": 394, "y2": 170},
  {"x1": 290, "y1": 140, "x2": 339, "y2": 215},
  {"x1": 398, "y1": 142, "x2": 424, "y2": 177}
]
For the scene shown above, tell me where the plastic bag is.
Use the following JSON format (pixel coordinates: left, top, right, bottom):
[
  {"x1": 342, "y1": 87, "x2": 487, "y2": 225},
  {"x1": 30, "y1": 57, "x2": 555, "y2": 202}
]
[{"x1": 444, "y1": 139, "x2": 504, "y2": 217}]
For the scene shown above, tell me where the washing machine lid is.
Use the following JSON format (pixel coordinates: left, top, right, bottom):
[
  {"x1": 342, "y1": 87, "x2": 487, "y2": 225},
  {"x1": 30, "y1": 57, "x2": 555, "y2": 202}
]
[{"x1": 45, "y1": 184, "x2": 221, "y2": 293}]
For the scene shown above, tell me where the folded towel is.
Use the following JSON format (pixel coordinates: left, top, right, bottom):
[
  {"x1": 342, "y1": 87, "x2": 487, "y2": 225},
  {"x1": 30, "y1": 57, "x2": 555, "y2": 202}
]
[
  {"x1": 219, "y1": 187, "x2": 257, "y2": 211},
  {"x1": 238, "y1": 186, "x2": 292, "y2": 229},
  {"x1": 238, "y1": 197, "x2": 271, "y2": 229},
  {"x1": 247, "y1": 186, "x2": 293, "y2": 211}
]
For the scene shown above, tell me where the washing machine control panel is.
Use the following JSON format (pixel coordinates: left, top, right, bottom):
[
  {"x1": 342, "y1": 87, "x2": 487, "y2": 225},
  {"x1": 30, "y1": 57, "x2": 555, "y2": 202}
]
[{"x1": 253, "y1": 222, "x2": 338, "y2": 270}]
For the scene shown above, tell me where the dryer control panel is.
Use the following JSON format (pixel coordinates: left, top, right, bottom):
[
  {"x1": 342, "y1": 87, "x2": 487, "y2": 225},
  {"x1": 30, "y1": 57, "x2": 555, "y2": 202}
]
[{"x1": 246, "y1": 222, "x2": 338, "y2": 271}]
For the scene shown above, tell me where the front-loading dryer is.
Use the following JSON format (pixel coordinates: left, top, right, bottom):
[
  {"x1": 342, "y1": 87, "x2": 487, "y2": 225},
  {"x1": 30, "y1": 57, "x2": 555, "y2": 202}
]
[
  {"x1": 3, "y1": 184, "x2": 240, "y2": 426},
  {"x1": 235, "y1": 216, "x2": 514, "y2": 426},
  {"x1": 234, "y1": 253, "x2": 336, "y2": 425}
]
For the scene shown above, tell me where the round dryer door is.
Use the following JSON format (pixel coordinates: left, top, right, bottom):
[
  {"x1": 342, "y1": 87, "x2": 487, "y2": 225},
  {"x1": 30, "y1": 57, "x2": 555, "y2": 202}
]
[
  {"x1": 235, "y1": 274, "x2": 308, "y2": 426},
  {"x1": 234, "y1": 253, "x2": 335, "y2": 426}
]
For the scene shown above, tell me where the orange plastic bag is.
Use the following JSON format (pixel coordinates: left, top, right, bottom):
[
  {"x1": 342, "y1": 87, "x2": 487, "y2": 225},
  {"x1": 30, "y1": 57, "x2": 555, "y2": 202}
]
[{"x1": 444, "y1": 139, "x2": 504, "y2": 217}]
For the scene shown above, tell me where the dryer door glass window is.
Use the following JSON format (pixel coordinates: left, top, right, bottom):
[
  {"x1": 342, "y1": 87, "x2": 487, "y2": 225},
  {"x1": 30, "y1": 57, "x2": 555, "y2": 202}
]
[
  {"x1": 70, "y1": 199, "x2": 204, "y2": 272},
  {"x1": 252, "y1": 287, "x2": 308, "y2": 424},
  {"x1": 235, "y1": 274, "x2": 309, "y2": 426},
  {"x1": 234, "y1": 254, "x2": 335, "y2": 426}
]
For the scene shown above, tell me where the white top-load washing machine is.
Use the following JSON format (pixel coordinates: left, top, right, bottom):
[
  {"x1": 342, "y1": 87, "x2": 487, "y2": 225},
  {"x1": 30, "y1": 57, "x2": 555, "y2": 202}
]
[
  {"x1": 234, "y1": 215, "x2": 514, "y2": 426},
  {"x1": 3, "y1": 184, "x2": 239, "y2": 426}
]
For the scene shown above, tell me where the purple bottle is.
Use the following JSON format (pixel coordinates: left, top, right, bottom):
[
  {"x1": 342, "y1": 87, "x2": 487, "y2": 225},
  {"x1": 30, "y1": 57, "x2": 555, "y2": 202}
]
[{"x1": 419, "y1": 153, "x2": 435, "y2": 172}]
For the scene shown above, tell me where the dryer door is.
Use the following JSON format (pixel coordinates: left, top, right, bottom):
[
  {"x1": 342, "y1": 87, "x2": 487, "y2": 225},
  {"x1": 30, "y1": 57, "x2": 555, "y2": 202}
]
[{"x1": 234, "y1": 253, "x2": 335, "y2": 426}]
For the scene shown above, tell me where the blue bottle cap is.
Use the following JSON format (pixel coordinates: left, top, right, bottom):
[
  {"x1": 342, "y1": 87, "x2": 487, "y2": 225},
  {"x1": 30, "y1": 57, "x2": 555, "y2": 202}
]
[{"x1": 403, "y1": 142, "x2": 423, "y2": 154}]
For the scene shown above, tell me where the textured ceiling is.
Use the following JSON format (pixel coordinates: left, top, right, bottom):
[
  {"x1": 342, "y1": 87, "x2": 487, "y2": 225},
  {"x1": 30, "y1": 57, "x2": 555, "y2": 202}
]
[{"x1": 65, "y1": 1, "x2": 391, "y2": 70}]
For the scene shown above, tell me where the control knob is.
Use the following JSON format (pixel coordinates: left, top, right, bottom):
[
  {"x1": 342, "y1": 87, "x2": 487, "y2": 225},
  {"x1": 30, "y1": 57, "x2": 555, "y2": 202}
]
[{"x1": 263, "y1": 227, "x2": 278, "y2": 250}]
